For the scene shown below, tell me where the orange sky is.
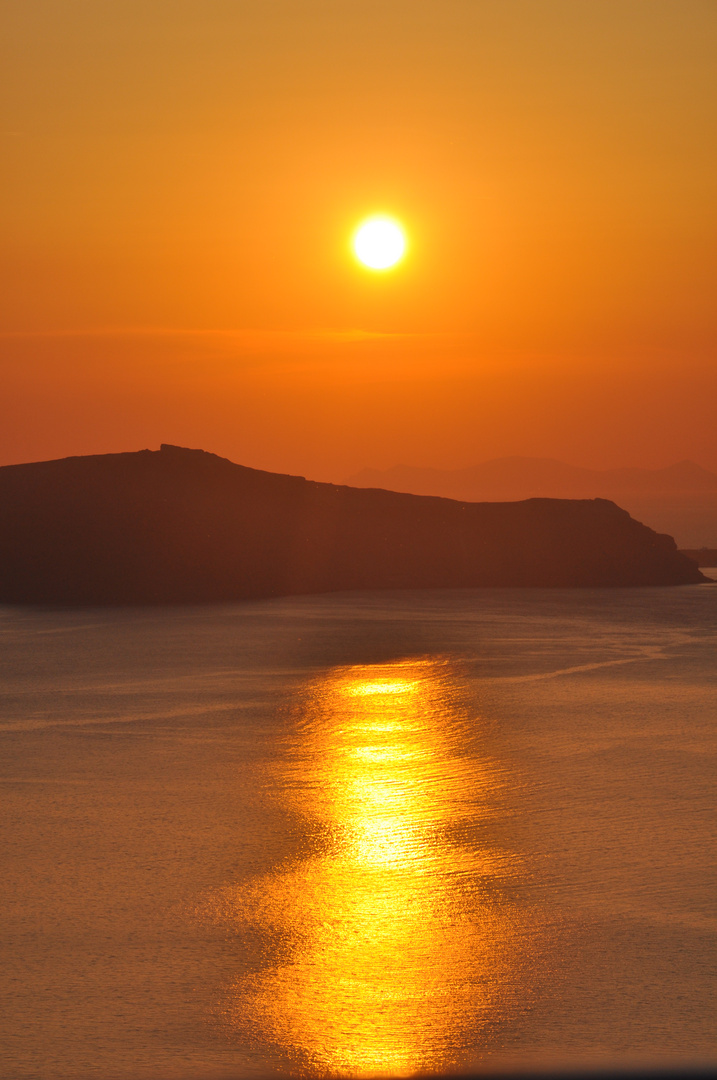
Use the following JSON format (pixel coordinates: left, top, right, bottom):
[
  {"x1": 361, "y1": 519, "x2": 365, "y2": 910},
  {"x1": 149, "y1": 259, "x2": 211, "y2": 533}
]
[{"x1": 2, "y1": 1, "x2": 716, "y2": 479}]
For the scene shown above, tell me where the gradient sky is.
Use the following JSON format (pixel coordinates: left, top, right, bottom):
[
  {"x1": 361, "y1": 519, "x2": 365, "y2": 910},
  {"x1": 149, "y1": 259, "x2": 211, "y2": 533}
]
[{"x1": 2, "y1": 1, "x2": 716, "y2": 479}]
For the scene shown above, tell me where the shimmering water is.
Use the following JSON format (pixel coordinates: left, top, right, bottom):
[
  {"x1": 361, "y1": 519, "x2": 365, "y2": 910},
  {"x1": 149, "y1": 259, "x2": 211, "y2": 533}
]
[{"x1": 2, "y1": 586, "x2": 716, "y2": 1078}]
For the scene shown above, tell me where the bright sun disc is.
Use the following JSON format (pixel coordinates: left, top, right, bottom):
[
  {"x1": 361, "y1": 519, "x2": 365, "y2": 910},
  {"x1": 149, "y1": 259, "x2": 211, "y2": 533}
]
[{"x1": 353, "y1": 216, "x2": 406, "y2": 270}]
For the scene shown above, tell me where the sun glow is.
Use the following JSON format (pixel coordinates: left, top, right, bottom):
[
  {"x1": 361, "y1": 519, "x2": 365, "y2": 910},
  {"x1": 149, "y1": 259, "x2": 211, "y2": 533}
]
[{"x1": 352, "y1": 215, "x2": 407, "y2": 271}]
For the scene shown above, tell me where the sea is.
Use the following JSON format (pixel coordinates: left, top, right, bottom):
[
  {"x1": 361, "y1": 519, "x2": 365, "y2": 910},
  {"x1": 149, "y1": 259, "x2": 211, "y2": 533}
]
[{"x1": 2, "y1": 582, "x2": 716, "y2": 1079}]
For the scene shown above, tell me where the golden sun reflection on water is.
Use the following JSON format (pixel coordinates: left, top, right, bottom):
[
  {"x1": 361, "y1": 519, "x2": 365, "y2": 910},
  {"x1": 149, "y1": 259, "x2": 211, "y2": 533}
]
[{"x1": 203, "y1": 659, "x2": 533, "y2": 1076}]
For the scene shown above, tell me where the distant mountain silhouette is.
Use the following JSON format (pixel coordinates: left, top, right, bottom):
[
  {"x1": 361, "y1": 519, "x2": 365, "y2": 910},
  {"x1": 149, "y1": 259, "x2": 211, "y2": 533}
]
[
  {"x1": 345, "y1": 458, "x2": 717, "y2": 549},
  {"x1": 680, "y1": 548, "x2": 717, "y2": 567},
  {"x1": 0, "y1": 445, "x2": 704, "y2": 604},
  {"x1": 346, "y1": 457, "x2": 717, "y2": 500}
]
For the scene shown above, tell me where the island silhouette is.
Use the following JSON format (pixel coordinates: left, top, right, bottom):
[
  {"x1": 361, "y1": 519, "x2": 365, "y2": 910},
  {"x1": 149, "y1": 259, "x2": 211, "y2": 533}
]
[{"x1": 0, "y1": 444, "x2": 705, "y2": 604}]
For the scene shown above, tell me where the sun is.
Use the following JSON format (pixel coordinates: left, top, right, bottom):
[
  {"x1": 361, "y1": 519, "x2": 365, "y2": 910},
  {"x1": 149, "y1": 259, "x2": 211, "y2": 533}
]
[{"x1": 352, "y1": 215, "x2": 407, "y2": 271}]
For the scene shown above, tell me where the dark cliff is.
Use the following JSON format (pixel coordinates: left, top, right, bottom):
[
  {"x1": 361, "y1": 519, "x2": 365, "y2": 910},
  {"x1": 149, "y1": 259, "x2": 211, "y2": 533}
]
[{"x1": 0, "y1": 445, "x2": 705, "y2": 604}]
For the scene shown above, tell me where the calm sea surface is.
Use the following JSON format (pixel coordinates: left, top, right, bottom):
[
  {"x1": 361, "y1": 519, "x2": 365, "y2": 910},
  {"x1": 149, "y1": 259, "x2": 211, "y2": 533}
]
[{"x1": 2, "y1": 585, "x2": 716, "y2": 1078}]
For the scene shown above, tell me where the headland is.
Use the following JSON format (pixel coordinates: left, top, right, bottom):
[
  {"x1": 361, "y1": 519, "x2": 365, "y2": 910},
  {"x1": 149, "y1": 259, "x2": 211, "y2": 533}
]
[{"x1": 0, "y1": 445, "x2": 705, "y2": 604}]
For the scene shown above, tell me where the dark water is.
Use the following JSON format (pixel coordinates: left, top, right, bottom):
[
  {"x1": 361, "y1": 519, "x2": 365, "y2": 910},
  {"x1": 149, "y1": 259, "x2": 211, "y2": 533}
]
[{"x1": 1, "y1": 585, "x2": 716, "y2": 1078}]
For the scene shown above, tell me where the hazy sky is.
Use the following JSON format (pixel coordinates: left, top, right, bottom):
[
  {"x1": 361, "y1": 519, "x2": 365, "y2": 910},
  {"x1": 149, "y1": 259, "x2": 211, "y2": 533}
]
[{"x1": 2, "y1": 1, "x2": 716, "y2": 478}]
